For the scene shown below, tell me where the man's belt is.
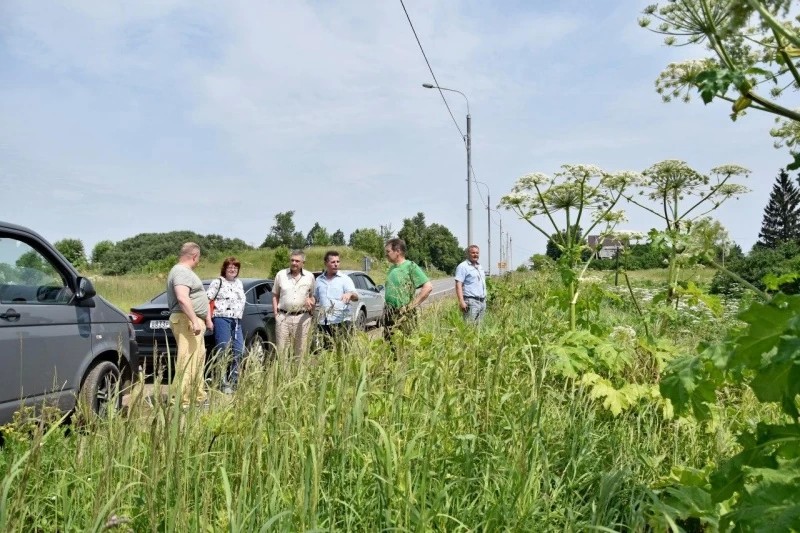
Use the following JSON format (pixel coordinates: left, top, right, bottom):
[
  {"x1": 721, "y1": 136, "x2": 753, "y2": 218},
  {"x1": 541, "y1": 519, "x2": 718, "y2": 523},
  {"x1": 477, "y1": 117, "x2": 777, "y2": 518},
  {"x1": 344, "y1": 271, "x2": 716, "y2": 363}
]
[
  {"x1": 279, "y1": 309, "x2": 307, "y2": 315},
  {"x1": 464, "y1": 296, "x2": 485, "y2": 301}
]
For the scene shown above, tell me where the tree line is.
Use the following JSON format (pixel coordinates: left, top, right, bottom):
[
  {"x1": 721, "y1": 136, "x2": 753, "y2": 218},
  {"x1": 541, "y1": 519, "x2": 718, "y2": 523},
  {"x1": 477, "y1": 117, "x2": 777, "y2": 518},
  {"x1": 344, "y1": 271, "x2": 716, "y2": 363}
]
[
  {"x1": 259, "y1": 210, "x2": 464, "y2": 274},
  {"x1": 56, "y1": 211, "x2": 465, "y2": 276}
]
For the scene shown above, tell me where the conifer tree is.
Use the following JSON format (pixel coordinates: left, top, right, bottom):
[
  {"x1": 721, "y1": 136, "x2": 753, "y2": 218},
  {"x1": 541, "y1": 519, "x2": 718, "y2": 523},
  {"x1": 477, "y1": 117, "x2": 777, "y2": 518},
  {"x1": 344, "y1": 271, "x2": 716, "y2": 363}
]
[{"x1": 757, "y1": 169, "x2": 800, "y2": 248}]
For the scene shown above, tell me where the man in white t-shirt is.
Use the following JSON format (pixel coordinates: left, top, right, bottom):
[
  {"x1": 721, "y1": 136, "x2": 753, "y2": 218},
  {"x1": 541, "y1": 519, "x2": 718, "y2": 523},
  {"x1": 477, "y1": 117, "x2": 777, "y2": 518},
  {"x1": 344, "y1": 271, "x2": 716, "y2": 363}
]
[{"x1": 271, "y1": 250, "x2": 316, "y2": 361}]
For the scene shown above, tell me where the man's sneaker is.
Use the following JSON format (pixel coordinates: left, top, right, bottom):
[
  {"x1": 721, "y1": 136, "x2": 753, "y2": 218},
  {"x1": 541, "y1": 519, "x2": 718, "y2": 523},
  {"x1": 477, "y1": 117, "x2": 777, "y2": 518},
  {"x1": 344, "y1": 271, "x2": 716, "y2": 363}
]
[{"x1": 222, "y1": 386, "x2": 234, "y2": 395}]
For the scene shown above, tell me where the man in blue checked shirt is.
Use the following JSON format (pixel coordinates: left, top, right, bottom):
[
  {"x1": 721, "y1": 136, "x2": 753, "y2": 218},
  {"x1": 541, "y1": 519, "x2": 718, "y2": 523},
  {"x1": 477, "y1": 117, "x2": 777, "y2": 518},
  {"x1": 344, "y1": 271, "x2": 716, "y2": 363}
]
[
  {"x1": 314, "y1": 250, "x2": 359, "y2": 349},
  {"x1": 454, "y1": 245, "x2": 487, "y2": 324}
]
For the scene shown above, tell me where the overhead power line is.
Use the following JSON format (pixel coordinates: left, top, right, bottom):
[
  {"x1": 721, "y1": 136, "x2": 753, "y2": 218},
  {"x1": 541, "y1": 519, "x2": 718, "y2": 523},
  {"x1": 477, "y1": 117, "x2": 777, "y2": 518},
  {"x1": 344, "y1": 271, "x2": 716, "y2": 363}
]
[{"x1": 399, "y1": 0, "x2": 466, "y2": 142}]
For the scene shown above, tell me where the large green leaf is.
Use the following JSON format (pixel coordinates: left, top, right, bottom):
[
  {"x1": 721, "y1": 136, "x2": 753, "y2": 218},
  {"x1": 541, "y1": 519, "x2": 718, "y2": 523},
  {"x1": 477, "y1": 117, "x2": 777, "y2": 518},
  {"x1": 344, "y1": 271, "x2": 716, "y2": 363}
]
[
  {"x1": 755, "y1": 424, "x2": 800, "y2": 460},
  {"x1": 711, "y1": 433, "x2": 779, "y2": 502},
  {"x1": 751, "y1": 336, "x2": 800, "y2": 416},
  {"x1": 751, "y1": 360, "x2": 794, "y2": 403},
  {"x1": 732, "y1": 296, "x2": 800, "y2": 370},
  {"x1": 660, "y1": 355, "x2": 716, "y2": 420},
  {"x1": 721, "y1": 464, "x2": 800, "y2": 532}
]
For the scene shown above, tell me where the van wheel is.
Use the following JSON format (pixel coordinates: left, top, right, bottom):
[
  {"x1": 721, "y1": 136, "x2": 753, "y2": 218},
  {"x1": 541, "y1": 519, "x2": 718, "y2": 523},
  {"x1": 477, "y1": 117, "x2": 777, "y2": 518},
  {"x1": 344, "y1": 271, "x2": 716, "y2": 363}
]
[
  {"x1": 355, "y1": 309, "x2": 367, "y2": 332},
  {"x1": 79, "y1": 361, "x2": 121, "y2": 417}
]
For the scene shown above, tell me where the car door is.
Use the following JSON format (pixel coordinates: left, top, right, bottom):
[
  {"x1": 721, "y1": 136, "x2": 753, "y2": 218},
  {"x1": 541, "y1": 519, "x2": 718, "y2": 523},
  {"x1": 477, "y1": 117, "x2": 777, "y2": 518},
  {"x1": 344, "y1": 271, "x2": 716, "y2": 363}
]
[
  {"x1": 242, "y1": 281, "x2": 274, "y2": 343},
  {"x1": 349, "y1": 273, "x2": 376, "y2": 321},
  {"x1": 359, "y1": 274, "x2": 385, "y2": 321},
  {"x1": 0, "y1": 233, "x2": 91, "y2": 409}
]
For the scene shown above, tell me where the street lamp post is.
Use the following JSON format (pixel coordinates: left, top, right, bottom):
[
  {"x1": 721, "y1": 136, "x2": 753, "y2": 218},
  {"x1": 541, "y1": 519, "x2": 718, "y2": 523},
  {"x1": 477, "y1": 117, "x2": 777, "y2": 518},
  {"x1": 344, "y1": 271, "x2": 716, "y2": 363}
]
[
  {"x1": 422, "y1": 83, "x2": 472, "y2": 247},
  {"x1": 498, "y1": 216, "x2": 503, "y2": 273},
  {"x1": 474, "y1": 180, "x2": 492, "y2": 276}
]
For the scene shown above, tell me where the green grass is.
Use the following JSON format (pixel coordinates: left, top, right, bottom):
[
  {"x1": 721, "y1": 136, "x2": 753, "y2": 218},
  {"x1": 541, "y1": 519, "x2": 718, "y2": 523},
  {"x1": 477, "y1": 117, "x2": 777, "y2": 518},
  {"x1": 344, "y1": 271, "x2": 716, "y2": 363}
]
[
  {"x1": 0, "y1": 271, "x2": 764, "y2": 530},
  {"x1": 602, "y1": 266, "x2": 716, "y2": 287}
]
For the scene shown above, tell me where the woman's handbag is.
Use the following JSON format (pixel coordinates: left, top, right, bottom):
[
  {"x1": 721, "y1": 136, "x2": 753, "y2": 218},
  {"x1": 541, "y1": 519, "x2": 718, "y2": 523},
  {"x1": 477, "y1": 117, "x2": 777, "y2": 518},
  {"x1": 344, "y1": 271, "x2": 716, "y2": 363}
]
[{"x1": 208, "y1": 277, "x2": 223, "y2": 317}]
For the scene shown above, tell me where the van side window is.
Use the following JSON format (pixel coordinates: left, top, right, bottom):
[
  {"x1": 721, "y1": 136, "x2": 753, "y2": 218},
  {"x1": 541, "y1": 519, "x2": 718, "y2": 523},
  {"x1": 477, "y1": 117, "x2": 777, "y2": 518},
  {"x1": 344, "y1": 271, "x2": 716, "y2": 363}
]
[{"x1": 0, "y1": 237, "x2": 72, "y2": 305}]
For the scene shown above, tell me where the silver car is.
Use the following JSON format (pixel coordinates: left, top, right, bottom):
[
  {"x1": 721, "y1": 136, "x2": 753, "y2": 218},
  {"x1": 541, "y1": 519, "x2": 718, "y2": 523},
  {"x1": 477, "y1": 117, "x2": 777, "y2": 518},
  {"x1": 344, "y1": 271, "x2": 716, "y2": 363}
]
[{"x1": 0, "y1": 222, "x2": 138, "y2": 424}]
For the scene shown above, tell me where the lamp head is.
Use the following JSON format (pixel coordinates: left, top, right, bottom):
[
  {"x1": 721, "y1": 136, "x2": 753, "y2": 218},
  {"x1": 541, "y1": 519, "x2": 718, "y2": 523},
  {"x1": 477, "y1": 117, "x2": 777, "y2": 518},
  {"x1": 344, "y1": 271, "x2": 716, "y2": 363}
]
[{"x1": 422, "y1": 83, "x2": 435, "y2": 88}]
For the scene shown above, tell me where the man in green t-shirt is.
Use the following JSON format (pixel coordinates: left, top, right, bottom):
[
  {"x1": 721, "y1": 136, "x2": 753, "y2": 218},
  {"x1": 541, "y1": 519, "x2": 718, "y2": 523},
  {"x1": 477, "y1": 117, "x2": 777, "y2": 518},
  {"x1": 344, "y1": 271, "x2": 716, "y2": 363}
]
[{"x1": 383, "y1": 238, "x2": 432, "y2": 344}]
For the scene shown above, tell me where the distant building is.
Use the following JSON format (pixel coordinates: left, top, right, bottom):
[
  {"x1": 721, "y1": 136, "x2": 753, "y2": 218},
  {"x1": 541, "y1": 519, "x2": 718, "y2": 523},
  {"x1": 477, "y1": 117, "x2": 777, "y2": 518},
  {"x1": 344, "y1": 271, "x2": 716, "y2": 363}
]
[{"x1": 587, "y1": 235, "x2": 625, "y2": 259}]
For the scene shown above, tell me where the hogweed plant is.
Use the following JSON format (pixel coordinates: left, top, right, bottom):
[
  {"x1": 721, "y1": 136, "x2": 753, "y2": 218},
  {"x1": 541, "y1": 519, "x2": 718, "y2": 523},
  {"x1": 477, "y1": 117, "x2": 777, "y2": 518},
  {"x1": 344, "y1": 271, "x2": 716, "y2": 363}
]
[
  {"x1": 623, "y1": 160, "x2": 750, "y2": 305},
  {"x1": 501, "y1": 164, "x2": 638, "y2": 330}
]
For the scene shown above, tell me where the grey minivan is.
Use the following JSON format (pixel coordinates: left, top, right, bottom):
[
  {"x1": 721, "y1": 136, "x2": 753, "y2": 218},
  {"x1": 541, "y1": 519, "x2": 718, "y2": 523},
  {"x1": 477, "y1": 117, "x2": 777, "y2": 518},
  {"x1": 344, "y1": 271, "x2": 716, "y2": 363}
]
[{"x1": 0, "y1": 221, "x2": 138, "y2": 424}]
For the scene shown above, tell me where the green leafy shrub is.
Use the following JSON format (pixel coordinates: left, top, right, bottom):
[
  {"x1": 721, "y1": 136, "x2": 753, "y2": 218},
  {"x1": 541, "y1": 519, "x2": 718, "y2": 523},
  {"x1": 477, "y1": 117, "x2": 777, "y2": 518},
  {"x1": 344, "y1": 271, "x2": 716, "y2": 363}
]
[
  {"x1": 269, "y1": 246, "x2": 289, "y2": 277},
  {"x1": 54, "y1": 238, "x2": 87, "y2": 269},
  {"x1": 100, "y1": 231, "x2": 251, "y2": 275},
  {"x1": 710, "y1": 241, "x2": 800, "y2": 295},
  {"x1": 658, "y1": 292, "x2": 800, "y2": 530}
]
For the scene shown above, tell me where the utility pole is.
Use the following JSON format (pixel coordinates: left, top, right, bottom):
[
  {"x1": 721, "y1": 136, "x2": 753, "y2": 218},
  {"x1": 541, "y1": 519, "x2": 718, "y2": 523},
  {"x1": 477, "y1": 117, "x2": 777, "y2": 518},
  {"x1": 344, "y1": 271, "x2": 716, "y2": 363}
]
[
  {"x1": 421, "y1": 83, "x2": 472, "y2": 248},
  {"x1": 487, "y1": 193, "x2": 491, "y2": 276},
  {"x1": 509, "y1": 234, "x2": 512, "y2": 271},
  {"x1": 466, "y1": 113, "x2": 473, "y2": 247},
  {"x1": 498, "y1": 217, "x2": 503, "y2": 273}
]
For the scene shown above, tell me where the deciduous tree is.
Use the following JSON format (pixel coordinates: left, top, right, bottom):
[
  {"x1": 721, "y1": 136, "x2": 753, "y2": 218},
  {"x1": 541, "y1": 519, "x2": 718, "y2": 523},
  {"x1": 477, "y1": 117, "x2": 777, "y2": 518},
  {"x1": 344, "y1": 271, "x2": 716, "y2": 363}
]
[
  {"x1": 348, "y1": 228, "x2": 383, "y2": 257},
  {"x1": 425, "y1": 223, "x2": 462, "y2": 274},
  {"x1": 54, "y1": 238, "x2": 87, "y2": 268},
  {"x1": 90, "y1": 240, "x2": 115, "y2": 268},
  {"x1": 331, "y1": 229, "x2": 345, "y2": 246},
  {"x1": 306, "y1": 222, "x2": 331, "y2": 247},
  {"x1": 262, "y1": 211, "x2": 302, "y2": 248},
  {"x1": 101, "y1": 231, "x2": 249, "y2": 275},
  {"x1": 398, "y1": 213, "x2": 430, "y2": 267},
  {"x1": 379, "y1": 223, "x2": 394, "y2": 242}
]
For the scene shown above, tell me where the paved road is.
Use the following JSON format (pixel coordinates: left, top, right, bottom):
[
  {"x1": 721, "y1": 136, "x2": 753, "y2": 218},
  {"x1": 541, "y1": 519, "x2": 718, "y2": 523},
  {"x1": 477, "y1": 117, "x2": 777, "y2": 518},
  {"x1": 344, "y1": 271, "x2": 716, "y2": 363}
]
[{"x1": 427, "y1": 276, "x2": 454, "y2": 303}]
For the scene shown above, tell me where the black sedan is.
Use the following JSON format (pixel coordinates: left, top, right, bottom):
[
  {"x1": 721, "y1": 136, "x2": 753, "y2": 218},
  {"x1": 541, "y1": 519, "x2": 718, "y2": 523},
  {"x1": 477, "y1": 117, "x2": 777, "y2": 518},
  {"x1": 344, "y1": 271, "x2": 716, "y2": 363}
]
[{"x1": 129, "y1": 278, "x2": 276, "y2": 374}]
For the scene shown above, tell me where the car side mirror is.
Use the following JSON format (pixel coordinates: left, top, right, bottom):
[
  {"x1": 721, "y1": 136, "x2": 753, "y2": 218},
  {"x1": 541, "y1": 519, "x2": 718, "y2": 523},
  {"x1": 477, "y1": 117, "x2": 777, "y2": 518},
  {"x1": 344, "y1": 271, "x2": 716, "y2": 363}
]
[
  {"x1": 376, "y1": 284, "x2": 384, "y2": 292},
  {"x1": 75, "y1": 277, "x2": 96, "y2": 300}
]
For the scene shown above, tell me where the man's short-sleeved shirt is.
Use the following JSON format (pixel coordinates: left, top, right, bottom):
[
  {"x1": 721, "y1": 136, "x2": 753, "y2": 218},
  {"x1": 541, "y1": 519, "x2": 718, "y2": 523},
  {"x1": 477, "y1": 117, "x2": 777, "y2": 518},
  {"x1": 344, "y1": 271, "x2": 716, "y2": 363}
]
[
  {"x1": 314, "y1": 271, "x2": 356, "y2": 324},
  {"x1": 167, "y1": 264, "x2": 208, "y2": 317},
  {"x1": 454, "y1": 260, "x2": 486, "y2": 298},
  {"x1": 272, "y1": 268, "x2": 315, "y2": 312},
  {"x1": 385, "y1": 260, "x2": 429, "y2": 309}
]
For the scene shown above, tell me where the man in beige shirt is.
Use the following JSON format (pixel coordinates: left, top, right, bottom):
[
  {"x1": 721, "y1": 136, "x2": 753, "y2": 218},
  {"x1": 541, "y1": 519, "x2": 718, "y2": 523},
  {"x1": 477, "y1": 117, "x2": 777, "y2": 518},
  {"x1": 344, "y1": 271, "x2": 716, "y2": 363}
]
[{"x1": 271, "y1": 250, "x2": 316, "y2": 360}]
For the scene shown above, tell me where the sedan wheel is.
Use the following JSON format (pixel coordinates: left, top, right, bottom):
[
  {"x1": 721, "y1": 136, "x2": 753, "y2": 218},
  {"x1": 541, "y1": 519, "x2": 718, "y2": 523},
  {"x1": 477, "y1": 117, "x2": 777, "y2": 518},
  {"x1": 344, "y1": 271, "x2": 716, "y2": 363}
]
[
  {"x1": 355, "y1": 309, "x2": 367, "y2": 332},
  {"x1": 247, "y1": 333, "x2": 273, "y2": 365}
]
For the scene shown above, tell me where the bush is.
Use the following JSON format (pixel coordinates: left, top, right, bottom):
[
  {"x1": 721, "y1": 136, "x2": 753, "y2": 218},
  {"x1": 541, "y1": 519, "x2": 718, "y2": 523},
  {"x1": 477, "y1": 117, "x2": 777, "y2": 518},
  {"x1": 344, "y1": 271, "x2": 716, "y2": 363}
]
[
  {"x1": 710, "y1": 241, "x2": 800, "y2": 295},
  {"x1": 270, "y1": 247, "x2": 289, "y2": 278},
  {"x1": 54, "y1": 238, "x2": 87, "y2": 269},
  {"x1": 100, "y1": 231, "x2": 251, "y2": 275},
  {"x1": 530, "y1": 254, "x2": 555, "y2": 271}
]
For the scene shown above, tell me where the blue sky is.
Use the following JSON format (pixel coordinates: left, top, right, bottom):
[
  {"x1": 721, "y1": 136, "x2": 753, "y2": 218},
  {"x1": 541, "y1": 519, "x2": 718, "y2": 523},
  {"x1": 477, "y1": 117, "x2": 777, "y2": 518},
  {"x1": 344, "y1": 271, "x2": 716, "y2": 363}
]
[{"x1": 0, "y1": 1, "x2": 784, "y2": 270}]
